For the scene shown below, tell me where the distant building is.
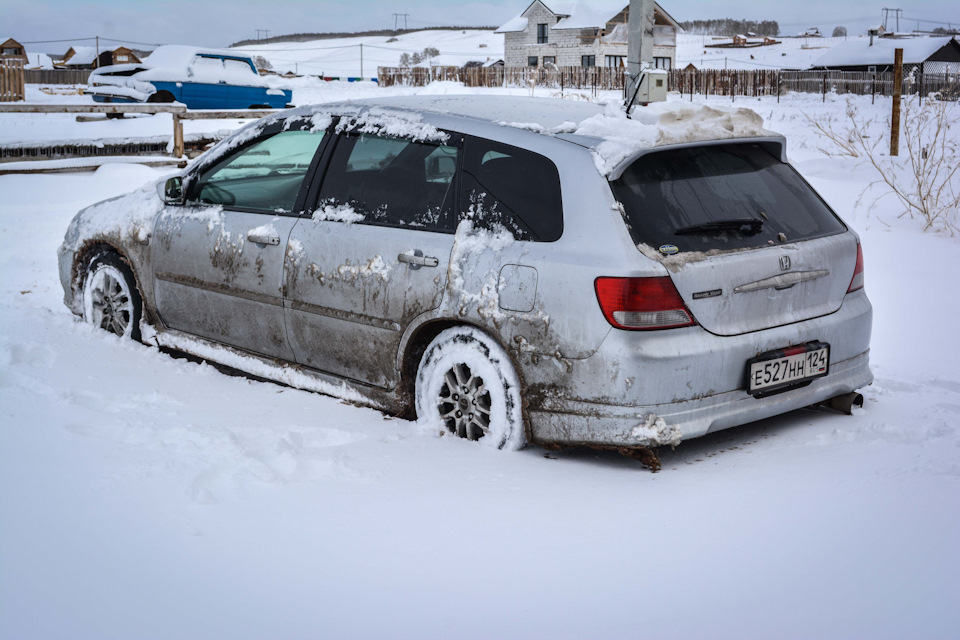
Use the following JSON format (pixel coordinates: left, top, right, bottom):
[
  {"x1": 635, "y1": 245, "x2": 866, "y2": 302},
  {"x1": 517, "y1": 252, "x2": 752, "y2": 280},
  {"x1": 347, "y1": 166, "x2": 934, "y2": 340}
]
[
  {"x1": 811, "y1": 36, "x2": 960, "y2": 74},
  {"x1": 0, "y1": 37, "x2": 28, "y2": 64},
  {"x1": 59, "y1": 45, "x2": 143, "y2": 69},
  {"x1": 496, "y1": 1, "x2": 681, "y2": 70}
]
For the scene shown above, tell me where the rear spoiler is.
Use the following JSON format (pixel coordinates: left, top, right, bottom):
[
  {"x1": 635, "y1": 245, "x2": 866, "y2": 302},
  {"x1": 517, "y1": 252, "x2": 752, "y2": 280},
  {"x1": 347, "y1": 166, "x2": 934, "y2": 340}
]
[{"x1": 607, "y1": 136, "x2": 788, "y2": 181}]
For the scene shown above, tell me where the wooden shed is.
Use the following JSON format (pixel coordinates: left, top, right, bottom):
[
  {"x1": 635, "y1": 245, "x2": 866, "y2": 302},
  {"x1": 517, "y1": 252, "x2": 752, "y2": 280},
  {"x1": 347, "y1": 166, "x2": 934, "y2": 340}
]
[{"x1": 0, "y1": 37, "x2": 28, "y2": 64}]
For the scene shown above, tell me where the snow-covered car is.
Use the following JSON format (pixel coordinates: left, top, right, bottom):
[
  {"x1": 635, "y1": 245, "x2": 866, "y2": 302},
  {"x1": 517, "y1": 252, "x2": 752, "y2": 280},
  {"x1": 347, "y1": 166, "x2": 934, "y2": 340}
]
[
  {"x1": 85, "y1": 45, "x2": 292, "y2": 110},
  {"x1": 58, "y1": 96, "x2": 873, "y2": 456}
]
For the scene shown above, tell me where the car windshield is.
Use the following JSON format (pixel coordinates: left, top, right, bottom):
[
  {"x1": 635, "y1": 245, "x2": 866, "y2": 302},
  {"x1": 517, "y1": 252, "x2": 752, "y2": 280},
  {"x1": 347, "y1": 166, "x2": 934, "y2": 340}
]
[{"x1": 610, "y1": 143, "x2": 845, "y2": 252}]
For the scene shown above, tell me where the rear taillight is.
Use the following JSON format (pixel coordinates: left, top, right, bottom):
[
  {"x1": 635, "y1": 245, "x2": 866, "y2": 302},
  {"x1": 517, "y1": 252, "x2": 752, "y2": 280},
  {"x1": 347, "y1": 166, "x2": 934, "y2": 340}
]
[
  {"x1": 595, "y1": 276, "x2": 697, "y2": 330},
  {"x1": 847, "y1": 243, "x2": 864, "y2": 293}
]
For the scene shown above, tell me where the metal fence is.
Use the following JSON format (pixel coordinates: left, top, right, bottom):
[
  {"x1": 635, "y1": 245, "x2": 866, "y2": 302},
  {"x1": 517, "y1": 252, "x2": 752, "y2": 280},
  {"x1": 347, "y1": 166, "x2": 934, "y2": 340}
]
[
  {"x1": 378, "y1": 65, "x2": 960, "y2": 99},
  {"x1": 0, "y1": 59, "x2": 25, "y2": 102}
]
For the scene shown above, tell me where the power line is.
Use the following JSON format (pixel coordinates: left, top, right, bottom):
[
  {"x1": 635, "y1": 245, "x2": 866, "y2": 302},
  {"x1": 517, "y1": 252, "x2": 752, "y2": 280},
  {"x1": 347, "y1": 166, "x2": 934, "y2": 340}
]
[{"x1": 19, "y1": 37, "x2": 97, "y2": 44}]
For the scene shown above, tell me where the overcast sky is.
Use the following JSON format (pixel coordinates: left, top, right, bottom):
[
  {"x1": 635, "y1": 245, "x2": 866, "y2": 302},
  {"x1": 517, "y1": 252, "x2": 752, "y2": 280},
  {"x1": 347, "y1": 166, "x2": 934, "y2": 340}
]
[{"x1": 5, "y1": 0, "x2": 958, "y2": 51}]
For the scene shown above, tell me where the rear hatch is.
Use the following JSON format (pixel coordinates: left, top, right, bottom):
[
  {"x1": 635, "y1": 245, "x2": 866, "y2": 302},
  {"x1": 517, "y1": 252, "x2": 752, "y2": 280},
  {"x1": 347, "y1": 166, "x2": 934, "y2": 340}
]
[{"x1": 610, "y1": 142, "x2": 856, "y2": 336}]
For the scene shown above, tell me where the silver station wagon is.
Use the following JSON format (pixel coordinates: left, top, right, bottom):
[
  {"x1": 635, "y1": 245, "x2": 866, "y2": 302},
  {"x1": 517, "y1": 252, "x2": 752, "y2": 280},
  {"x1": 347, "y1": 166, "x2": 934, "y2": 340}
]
[{"x1": 58, "y1": 96, "x2": 873, "y2": 459}]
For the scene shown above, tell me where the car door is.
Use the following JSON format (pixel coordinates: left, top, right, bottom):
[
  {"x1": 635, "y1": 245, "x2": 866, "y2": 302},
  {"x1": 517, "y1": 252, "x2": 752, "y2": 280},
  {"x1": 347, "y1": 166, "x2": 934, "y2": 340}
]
[
  {"x1": 182, "y1": 54, "x2": 227, "y2": 109},
  {"x1": 152, "y1": 119, "x2": 328, "y2": 360},
  {"x1": 283, "y1": 129, "x2": 460, "y2": 389}
]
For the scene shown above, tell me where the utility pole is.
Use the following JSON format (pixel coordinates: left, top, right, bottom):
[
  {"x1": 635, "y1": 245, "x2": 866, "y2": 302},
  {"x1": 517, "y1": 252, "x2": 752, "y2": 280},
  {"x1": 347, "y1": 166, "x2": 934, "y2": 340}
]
[
  {"x1": 624, "y1": 0, "x2": 654, "y2": 112},
  {"x1": 393, "y1": 13, "x2": 409, "y2": 31},
  {"x1": 891, "y1": 48, "x2": 903, "y2": 156},
  {"x1": 360, "y1": 43, "x2": 364, "y2": 79},
  {"x1": 882, "y1": 8, "x2": 902, "y2": 32},
  {"x1": 255, "y1": 29, "x2": 270, "y2": 40}
]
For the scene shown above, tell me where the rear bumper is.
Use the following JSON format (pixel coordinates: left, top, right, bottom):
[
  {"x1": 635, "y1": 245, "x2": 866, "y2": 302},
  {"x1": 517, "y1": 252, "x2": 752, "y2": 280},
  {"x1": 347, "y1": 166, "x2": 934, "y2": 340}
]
[
  {"x1": 528, "y1": 349, "x2": 872, "y2": 447},
  {"x1": 524, "y1": 289, "x2": 873, "y2": 447}
]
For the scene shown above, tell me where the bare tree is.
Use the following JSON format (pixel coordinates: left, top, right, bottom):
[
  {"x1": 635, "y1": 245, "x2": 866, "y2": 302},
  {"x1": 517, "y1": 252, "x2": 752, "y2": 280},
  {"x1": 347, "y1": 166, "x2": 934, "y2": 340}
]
[
  {"x1": 253, "y1": 55, "x2": 273, "y2": 72},
  {"x1": 832, "y1": 26, "x2": 847, "y2": 38},
  {"x1": 808, "y1": 96, "x2": 960, "y2": 235}
]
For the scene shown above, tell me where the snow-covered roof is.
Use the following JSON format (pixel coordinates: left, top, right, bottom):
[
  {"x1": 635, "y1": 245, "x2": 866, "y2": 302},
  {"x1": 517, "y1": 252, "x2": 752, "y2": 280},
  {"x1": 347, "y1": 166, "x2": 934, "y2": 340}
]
[
  {"x1": 65, "y1": 46, "x2": 98, "y2": 65},
  {"x1": 494, "y1": 15, "x2": 529, "y2": 33},
  {"x1": 288, "y1": 96, "x2": 776, "y2": 178},
  {"x1": 813, "y1": 36, "x2": 957, "y2": 67},
  {"x1": 554, "y1": 1, "x2": 627, "y2": 30},
  {"x1": 496, "y1": 1, "x2": 679, "y2": 33},
  {"x1": 25, "y1": 52, "x2": 53, "y2": 69}
]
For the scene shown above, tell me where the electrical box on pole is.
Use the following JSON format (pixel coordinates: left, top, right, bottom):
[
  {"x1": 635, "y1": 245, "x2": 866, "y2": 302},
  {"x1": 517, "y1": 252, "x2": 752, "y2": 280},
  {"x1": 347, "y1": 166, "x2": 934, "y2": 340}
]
[{"x1": 624, "y1": 0, "x2": 666, "y2": 113}]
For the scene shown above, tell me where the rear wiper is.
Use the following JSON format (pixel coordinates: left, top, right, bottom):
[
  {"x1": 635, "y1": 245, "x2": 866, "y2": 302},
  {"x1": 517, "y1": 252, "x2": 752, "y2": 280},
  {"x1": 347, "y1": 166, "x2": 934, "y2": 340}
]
[{"x1": 675, "y1": 218, "x2": 764, "y2": 236}]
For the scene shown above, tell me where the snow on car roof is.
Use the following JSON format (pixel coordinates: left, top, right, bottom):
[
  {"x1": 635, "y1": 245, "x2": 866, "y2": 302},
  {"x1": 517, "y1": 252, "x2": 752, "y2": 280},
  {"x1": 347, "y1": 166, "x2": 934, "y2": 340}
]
[
  {"x1": 297, "y1": 96, "x2": 778, "y2": 177},
  {"x1": 143, "y1": 45, "x2": 255, "y2": 70}
]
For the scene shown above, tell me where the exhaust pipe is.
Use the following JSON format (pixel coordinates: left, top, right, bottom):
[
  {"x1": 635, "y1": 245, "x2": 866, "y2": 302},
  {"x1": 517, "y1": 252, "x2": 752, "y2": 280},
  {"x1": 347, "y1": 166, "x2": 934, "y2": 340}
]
[{"x1": 821, "y1": 391, "x2": 864, "y2": 415}]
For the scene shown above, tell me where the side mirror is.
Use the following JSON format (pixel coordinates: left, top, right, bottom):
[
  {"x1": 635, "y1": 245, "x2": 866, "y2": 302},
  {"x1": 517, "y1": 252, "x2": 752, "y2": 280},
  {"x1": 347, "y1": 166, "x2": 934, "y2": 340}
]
[{"x1": 159, "y1": 176, "x2": 184, "y2": 205}]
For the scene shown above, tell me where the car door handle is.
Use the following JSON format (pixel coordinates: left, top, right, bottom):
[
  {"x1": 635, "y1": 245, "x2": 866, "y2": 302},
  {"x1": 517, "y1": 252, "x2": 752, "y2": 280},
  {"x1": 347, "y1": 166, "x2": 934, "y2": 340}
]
[
  {"x1": 248, "y1": 232, "x2": 280, "y2": 245},
  {"x1": 398, "y1": 250, "x2": 439, "y2": 269}
]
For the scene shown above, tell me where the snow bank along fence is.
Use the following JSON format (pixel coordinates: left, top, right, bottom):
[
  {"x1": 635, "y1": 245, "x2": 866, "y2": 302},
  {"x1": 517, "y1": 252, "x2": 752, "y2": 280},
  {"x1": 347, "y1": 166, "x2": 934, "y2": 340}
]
[
  {"x1": 377, "y1": 65, "x2": 960, "y2": 100},
  {"x1": 1, "y1": 59, "x2": 25, "y2": 102},
  {"x1": 0, "y1": 104, "x2": 279, "y2": 164}
]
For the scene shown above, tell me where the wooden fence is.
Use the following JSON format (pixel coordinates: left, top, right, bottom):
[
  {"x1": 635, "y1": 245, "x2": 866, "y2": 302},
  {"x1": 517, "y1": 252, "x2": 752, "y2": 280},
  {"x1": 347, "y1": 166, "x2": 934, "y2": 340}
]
[
  {"x1": 1, "y1": 59, "x2": 25, "y2": 102},
  {"x1": 24, "y1": 69, "x2": 92, "y2": 85},
  {"x1": 378, "y1": 65, "x2": 960, "y2": 99}
]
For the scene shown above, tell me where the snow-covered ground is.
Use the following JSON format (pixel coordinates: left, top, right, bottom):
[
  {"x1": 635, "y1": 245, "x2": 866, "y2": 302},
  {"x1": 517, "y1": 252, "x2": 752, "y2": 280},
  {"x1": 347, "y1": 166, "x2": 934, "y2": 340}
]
[
  {"x1": 1, "y1": 85, "x2": 959, "y2": 638},
  {"x1": 232, "y1": 29, "x2": 505, "y2": 79}
]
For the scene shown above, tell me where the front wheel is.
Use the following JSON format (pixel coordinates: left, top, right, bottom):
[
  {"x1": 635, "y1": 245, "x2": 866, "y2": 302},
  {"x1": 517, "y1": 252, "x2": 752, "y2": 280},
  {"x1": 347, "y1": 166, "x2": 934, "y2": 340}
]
[
  {"x1": 415, "y1": 326, "x2": 525, "y2": 450},
  {"x1": 82, "y1": 252, "x2": 143, "y2": 340}
]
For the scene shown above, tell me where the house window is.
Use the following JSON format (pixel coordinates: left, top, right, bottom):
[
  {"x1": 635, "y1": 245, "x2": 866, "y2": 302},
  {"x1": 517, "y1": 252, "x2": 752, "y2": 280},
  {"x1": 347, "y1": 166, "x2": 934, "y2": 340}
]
[
  {"x1": 654, "y1": 57, "x2": 672, "y2": 70},
  {"x1": 581, "y1": 55, "x2": 596, "y2": 67},
  {"x1": 605, "y1": 55, "x2": 625, "y2": 68},
  {"x1": 543, "y1": 56, "x2": 556, "y2": 66},
  {"x1": 537, "y1": 23, "x2": 549, "y2": 44},
  {"x1": 867, "y1": 65, "x2": 877, "y2": 73},
  {"x1": 117, "y1": 54, "x2": 129, "y2": 62},
  {"x1": 528, "y1": 56, "x2": 539, "y2": 67},
  {"x1": 2, "y1": 47, "x2": 21, "y2": 56}
]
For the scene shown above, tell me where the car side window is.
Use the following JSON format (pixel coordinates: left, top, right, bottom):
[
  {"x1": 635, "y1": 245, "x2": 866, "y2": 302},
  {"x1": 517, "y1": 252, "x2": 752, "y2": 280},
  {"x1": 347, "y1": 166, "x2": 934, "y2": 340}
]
[
  {"x1": 223, "y1": 57, "x2": 258, "y2": 79},
  {"x1": 460, "y1": 136, "x2": 563, "y2": 242},
  {"x1": 316, "y1": 132, "x2": 459, "y2": 232},
  {"x1": 191, "y1": 127, "x2": 326, "y2": 213}
]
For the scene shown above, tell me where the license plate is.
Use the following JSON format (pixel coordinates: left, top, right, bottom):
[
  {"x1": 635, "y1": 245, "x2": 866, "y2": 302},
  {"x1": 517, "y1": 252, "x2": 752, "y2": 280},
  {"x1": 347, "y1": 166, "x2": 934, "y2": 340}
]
[{"x1": 747, "y1": 342, "x2": 829, "y2": 396}]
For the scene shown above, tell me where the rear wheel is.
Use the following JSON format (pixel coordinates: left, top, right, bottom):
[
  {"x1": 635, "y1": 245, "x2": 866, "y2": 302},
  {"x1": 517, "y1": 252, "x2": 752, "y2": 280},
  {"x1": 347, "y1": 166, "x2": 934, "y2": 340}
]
[
  {"x1": 147, "y1": 90, "x2": 175, "y2": 103},
  {"x1": 415, "y1": 326, "x2": 524, "y2": 450},
  {"x1": 82, "y1": 252, "x2": 142, "y2": 340}
]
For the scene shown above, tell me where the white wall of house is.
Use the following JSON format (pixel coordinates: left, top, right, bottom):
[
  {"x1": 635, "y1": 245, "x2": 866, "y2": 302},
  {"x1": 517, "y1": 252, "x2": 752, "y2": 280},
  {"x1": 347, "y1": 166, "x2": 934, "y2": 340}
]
[{"x1": 501, "y1": 1, "x2": 677, "y2": 69}]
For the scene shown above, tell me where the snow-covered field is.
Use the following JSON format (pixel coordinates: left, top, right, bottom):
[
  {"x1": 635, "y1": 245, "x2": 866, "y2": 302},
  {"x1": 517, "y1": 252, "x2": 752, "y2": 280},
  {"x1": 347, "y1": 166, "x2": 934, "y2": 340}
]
[
  {"x1": 1, "y1": 83, "x2": 959, "y2": 639},
  {"x1": 229, "y1": 29, "x2": 864, "y2": 77}
]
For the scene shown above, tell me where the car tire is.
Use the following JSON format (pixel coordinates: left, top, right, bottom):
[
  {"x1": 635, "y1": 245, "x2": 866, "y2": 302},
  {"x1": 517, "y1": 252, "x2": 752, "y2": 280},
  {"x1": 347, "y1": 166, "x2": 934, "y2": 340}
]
[
  {"x1": 82, "y1": 251, "x2": 143, "y2": 340},
  {"x1": 415, "y1": 326, "x2": 525, "y2": 450},
  {"x1": 147, "y1": 91, "x2": 175, "y2": 103}
]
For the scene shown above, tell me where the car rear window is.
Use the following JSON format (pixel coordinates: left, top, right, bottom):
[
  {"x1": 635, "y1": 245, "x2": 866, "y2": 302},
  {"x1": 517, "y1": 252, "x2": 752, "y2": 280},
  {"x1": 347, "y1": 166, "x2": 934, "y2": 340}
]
[{"x1": 610, "y1": 143, "x2": 845, "y2": 252}]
